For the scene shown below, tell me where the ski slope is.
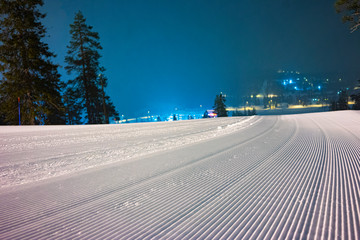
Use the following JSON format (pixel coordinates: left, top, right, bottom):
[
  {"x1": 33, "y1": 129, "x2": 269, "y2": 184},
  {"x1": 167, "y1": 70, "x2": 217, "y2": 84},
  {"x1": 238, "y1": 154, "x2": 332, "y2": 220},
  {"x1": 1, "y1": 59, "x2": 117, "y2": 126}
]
[{"x1": 0, "y1": 111, "x2": 359, "y2": 239}]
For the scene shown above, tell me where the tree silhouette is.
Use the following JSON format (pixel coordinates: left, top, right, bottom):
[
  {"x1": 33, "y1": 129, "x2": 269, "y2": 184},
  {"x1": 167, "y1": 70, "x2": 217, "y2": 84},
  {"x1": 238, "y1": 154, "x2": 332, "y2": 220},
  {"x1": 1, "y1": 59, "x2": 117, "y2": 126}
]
[
  {"x1": 0, "y1": 0, "x2": 65, "y2": 125},
  {"x1": 213, "y1": 93, "x2": 228, "y2": 117},
  {"x1": 335, "y1": 0, "x2": 360, "y2": 32},
  {"x1": 65, "y1": 11, "x2": 117, "y2": 124}
]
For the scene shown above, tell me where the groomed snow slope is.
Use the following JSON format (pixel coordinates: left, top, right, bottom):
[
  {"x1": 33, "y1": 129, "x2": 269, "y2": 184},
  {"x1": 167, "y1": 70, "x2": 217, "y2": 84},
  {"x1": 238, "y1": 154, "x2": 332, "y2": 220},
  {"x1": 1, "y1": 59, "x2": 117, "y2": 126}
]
[{"x1": 0, "y1": 111, "x2": 359, "y2": 239}]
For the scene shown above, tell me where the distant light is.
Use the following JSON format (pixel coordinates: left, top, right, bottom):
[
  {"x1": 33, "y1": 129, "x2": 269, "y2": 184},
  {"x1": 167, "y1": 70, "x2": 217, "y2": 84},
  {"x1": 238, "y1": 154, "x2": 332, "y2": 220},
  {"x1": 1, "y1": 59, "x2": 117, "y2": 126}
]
[
  {"x1": 318, "y1": 86, "x2": 321, "y2": 90},
  {"x1": 289, "y1": 79, "x2": 293, "y2": 84},
  {"x1": 294, "y1": 86, "x2": 297, "y2": 90},
  {"x1": 207, "y1": 110, "x2": 217, "y2": 118}
]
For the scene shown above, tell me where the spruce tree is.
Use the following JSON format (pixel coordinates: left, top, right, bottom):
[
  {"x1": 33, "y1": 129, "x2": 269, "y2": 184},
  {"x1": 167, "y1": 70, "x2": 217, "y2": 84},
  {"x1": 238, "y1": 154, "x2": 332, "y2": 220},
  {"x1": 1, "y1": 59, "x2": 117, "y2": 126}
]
[
  {"x1": 0, "y1": 0, "x2": 65, "y2": 125},
  {"x1": 65, "y1": 11, "x2": 117, "y2": 124},
  {"x1": 213, "y1": 93, "x2": 228, "y2": 117}
]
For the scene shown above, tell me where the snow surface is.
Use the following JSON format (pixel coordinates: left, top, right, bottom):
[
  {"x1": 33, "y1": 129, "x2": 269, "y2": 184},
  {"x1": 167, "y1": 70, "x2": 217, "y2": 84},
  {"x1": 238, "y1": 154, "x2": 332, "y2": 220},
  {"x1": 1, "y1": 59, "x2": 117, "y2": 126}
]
[
  {"x1": 0, "y1": 111, "x2": 359, "y2": 239},
  {"x1": 0, "y1": 116, "x2": 259, "y2": 189}
]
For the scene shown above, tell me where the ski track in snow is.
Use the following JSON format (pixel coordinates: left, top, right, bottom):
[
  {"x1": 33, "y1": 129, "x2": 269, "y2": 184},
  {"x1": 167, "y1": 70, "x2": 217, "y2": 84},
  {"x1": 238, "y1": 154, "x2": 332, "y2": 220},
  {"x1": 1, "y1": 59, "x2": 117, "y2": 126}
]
[
  {"x1": 0, "y1": 111, "x2": 359, "y2": 239},
  {"x1": 0, "y1": 116, "x2": 258, "y2": 188}
]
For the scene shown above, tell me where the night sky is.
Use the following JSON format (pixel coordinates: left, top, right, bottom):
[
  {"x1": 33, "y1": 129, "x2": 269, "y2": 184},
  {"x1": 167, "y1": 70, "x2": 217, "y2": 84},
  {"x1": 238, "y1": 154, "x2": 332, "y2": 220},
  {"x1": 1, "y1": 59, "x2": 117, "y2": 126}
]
[{"x1": 41, "y1": 0, "x2": 360, "y2": 118}]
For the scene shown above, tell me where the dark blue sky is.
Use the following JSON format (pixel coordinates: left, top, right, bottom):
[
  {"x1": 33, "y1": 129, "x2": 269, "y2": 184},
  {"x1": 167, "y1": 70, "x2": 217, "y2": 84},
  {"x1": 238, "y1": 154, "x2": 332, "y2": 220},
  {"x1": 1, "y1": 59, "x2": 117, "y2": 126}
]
[{"x1": 41, "y1": 0, "x2": 360, "y2": 117}]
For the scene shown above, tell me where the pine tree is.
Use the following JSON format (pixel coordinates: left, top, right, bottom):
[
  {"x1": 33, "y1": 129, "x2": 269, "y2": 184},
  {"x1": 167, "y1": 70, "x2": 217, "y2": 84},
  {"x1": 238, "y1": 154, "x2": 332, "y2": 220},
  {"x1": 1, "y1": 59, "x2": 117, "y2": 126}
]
[
  {"x1": 335, "y1": 0, "x2": 360, "y2": 32},
  {"x1": 213, "y1": 93, "x2": 228, "y2": 117},
  {"x1": 251, "y1": 107, "x2": 257, "y2": 115},
  {"x1": 330, "y1": 100, "x2": 337, "y2": 111},
  {"x1": 65, "y1": 11, "x2": 117, "y2": 124},
  {"x1": 63, "y1": 86, "x2": 83, "y2": 124},
  {"x1": 338, "y1": 90, "x2": 349, "y2": 110},
  {"x1": 0, "y1": 0, "x2": 65, "y2": 125},
  {"x1": 232, "y1": 110, "x2": 243, "y2": 116},
  {"x1": 96, "y1": 70, "x2": 118, "y2": 124},
  {"x1": 203, "y1": 110, "x2": 209, "y2": 118},
  {"x1": 351, "y1": 80, "x2": 360, "y2": 110}
]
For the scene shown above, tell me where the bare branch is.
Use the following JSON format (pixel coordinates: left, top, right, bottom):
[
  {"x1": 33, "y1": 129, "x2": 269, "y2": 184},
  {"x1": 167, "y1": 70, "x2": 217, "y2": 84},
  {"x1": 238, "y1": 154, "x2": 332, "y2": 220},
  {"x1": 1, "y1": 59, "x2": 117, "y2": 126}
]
[{"x1": 350, "y1": 22, "x2": 360, "y2": 32}]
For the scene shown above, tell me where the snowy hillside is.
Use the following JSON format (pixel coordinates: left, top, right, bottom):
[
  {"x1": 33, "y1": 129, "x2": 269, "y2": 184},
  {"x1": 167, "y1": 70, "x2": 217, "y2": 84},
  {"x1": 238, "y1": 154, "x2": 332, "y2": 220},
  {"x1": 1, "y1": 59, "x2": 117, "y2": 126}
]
[{"x1": 0, "y1": 111, "x2": 359, "y2": 239}]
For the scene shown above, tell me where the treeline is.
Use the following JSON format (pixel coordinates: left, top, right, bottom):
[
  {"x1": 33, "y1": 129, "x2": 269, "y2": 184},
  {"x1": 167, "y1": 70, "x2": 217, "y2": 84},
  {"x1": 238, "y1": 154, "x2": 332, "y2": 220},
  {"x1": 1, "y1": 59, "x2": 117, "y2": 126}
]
[
  {"x1": 331, "y1": 82, "x2": 360, "y2": 111},
  {"x1": 210, "y1": 93, "x2": 257, "y2": 118},
  {"x1": 0, "y1": 0, "x2": 118, "y2": 125}
]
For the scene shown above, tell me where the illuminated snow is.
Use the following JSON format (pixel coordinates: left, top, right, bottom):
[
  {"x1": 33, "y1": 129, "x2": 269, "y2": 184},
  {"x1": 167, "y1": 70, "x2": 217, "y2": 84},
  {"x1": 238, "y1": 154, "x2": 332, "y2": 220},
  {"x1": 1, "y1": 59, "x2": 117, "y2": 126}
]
[{"x1": 0, "y1": 111, "x2": 359, "y2": 239}]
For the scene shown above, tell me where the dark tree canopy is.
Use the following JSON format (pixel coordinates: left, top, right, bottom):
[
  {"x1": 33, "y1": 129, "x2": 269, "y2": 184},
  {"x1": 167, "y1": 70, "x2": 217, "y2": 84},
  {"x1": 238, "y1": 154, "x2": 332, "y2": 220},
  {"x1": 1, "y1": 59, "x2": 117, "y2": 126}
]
[
  {"x1": 331, "y1": 89, "x2": 349, "y2": 110},
  {"x1": 338, "y1": 90, "x2": 349, "y2": 110},
  {"x1": 213, "y1": 93, "x2": 228, "y2": 117},
  {"x1": 335, "y1": 0, "x2": 360, "y2": 32},
  {"x1": 65, "y1": 11, "x2": 118, "y2": 124},
  {"x1": 0, "y1": 0, "x2": 65, "y2": 125},
  {"x1": 203, "y1": 110, "x2": 209, "y2": 118},
  {"x1": 351, "y1": 80, "x2": 360, "y2": 109}
]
